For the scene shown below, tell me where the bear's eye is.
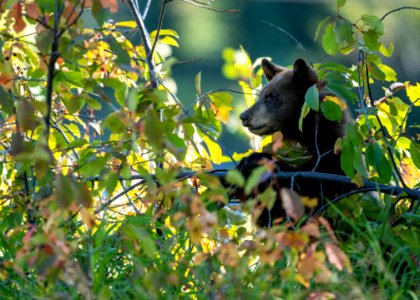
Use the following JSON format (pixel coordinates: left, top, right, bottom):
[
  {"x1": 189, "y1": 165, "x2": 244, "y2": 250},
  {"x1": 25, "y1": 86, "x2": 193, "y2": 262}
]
[{"x1": 266, "y1": 93, "x2": 277, "y2": 102}]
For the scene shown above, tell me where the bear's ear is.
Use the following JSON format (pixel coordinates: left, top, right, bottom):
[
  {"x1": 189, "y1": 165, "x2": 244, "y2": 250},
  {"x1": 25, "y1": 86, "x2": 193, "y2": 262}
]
[
  {"x1": 261, "y1": 58, "x2": 286, "y2": 81},
  {"x1": 293, "y1": 59, "x2": 318, "y2": 85}
]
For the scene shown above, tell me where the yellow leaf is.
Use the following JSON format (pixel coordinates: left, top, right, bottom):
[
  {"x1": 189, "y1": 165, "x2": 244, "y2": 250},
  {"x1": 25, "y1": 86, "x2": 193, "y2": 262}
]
[
  {"x1": 323, "y1": 95, "x2": 347, "y2": 109},
  {"x1": 351, "y1": 173, "x2": 364, "y2": 188},
  {"x1": 203, "y1": 135, "x2": 222, "y2": 164},
  {"x1": 150, "y1": 29, "x2": 179, "y2": 39},
  {"x1": 79, "y1": 207, "x2": 96, "y2": 228},
  {"x1": 406, "y1": 82, "x2": 420, "y2": 105},
  {"x1": 115, "y1": 21, "x2": 137, "y2": 28}
]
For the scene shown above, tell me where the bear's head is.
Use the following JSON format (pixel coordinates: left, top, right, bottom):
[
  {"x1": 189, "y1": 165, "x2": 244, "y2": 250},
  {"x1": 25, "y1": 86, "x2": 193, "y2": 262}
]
[{"x1": 240, "y1": 58, "x2": 318, "y2": 137}]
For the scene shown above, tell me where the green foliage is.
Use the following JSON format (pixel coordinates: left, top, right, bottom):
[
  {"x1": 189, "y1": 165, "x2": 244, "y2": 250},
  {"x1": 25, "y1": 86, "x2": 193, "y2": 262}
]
[{"x1": 0, "y1": 1, "x2": 418, "y2": 299}]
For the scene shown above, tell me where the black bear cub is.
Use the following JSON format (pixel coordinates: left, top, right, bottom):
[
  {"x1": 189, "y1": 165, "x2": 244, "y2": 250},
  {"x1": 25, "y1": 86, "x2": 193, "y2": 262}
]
[{"x1": 237, "y1": 58, "x2": 351, "y2": 226}]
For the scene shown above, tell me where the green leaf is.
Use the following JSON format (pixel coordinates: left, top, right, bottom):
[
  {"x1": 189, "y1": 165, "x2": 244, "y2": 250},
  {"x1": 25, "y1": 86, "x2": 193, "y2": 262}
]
[
  {"x1": 321, "y1": 100, "x2": 343, "y2": 121},
  {"x1": 55, "y1": 175, "x2": 75, "y2": 208},
  {"x1": 363, "y1": 30, "x2": 381, "y2": 51},
  {"x1": 62, "y1": 96, "x2": 84, "y2": 114},
  {"x1": 36, "y1": 0, "x2": 57, "y2": 12},
  {"x1": 366, "y1": 142, "x2": 392, "y2": 182},
  {"x1": 102, "y1": 112, "x2": 126, "y2": 133},
  {"x1": 0, "y1": 87, "x2": 13, "y2": 116},
  {"x1": 325, "y1": 83, "x2": 356, "y2": 103},
  {"x1": 361, "y1": 15, "x2": 384, "y2": 35},
  {"x1": 410, "y1": 141, "x2": 420, "y2": 169},
  {"x1": 108, "y1": 36, "x2": 131, "y2": 65},
  {"x1": 144, "y1": 109, "x2": 164, "y2": 148},
  {"x1": 318, "y1": 62, "x2": 350, "y2": 74},
  {"x1": 78, "y1": 155, "x2": 108, "y2": 177},
  {"x1": 92, "y1": 0, "x2": 109, "y2": 26},
  {"x1": 105, "y1": 173, "x2": 118, "y2": 194},
  {"x1": 225, "y1": 169, "x2": 245, "y2": 188},
  {"x1": 336, "y1": 0, "x2": 346, "y2": 9},
  {"x1": 305, "y1": 85, "x2": 319, "y2": 111},
  {"x1": 338, "y1": 20, "x2": 355, "y2": 51},
  {"x1": 165, "y1": 133, "x2": 187, "y2": 161},
  {"x1": 17, "y1": 99, "x2": 36, "y2": 131},
  {"x1": 314, "y1": 16, "x2": 331, "y2": 41},
  {"x1": 322, "y1": 22, "x2": 339, "y2": 55},
  {"x1": 86, "y1": 97, "x2": 102, "y2": 110},
  {"x1": 341, "y1": 139, "x2": 355, "y2": 178},
  {"x1": 244, "y1": 166, "x2": 270, "y2": 195}
]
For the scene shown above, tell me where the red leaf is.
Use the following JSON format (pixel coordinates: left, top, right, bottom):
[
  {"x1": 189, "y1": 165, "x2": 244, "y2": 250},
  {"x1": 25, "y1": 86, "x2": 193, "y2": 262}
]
[
  {"x1": 11, "y1": 2, "x2": 26, "y2": 33},
  {"x1": 280, "y1": 188, "x2": 304, "y2": 221},
  {"x1": 25, "y1": 2, "x2": 41, "y2": 20}
]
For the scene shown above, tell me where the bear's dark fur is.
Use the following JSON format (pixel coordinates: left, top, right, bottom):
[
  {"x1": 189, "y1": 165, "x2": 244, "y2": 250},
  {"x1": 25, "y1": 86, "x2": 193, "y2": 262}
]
[{"x1": 237, "y1": 58, "x2": 351, "y2": 226}]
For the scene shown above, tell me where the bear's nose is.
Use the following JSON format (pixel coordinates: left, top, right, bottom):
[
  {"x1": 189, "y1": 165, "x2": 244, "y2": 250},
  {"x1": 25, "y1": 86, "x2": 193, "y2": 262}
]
[{"x1": 240, "y1": 112, "x2": 249, "y2": 123}]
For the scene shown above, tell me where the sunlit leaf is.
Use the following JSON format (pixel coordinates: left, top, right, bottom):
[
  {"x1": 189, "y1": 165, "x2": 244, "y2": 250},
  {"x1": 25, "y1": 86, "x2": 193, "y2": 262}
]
[
  {"x1": 208, "y1": 91, "x2": 233, "y2": 123},
  {"x1": 406, "y1": 83, "x2": 420, "y2": 105},
  {"x1": 195, "y1": 71, "x2": 202, "y2": 95},
  {"x1": 116, "y1": 21, "x2": 137, "y2": 28},
  {"x1": 379, "y1": 42, "x2": 394, "y2": 57},
  {"x1": 150, "y1": 29, "x2": 179, "y2": 39},
  {"x1": 203, "y1": 135, "x2": 222, "y2": 164},
  {"x1": 410, "y1": 141, "x2": 420, "y2": 169},
  {"x1": 159, "y1": 36, "x2": 179, "y2": 47}
]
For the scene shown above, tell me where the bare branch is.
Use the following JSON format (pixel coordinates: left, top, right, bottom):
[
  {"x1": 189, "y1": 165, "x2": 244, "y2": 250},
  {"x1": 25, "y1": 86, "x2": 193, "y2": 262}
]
[
  {"x1": 142, "y1": 0, "x2": 152, "y2": 19},
  {"x1": 125, "y1": 0, "x2": 158, "y2": 89}
]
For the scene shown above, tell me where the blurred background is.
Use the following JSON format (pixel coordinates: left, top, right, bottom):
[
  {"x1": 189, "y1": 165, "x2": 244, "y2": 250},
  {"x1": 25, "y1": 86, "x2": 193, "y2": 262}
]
[{"x1": 115, "y1": 0, "x2": 420, "y2": 159}]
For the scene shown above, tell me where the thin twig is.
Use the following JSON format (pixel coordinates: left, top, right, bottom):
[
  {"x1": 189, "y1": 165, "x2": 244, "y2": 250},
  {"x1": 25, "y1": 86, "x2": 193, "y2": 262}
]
[
  {"x1": 149, "y1": 0, "x2": 172, "y2": 60},
  {"x1": 381, "y1": 6, "x2": 420, "y2": 21},
  {"x1": 261, "y1": 21, "x2": 310, "y2": 64},
  {"x1": 365, "y1": 65, "x2": 408, "y2": 188},
  {"x1": 95, "y1": 179, "x2": 146, "y2": 214},
  {"x1": 182, "y1": 0, "x2": 240, "y2": 13}
]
